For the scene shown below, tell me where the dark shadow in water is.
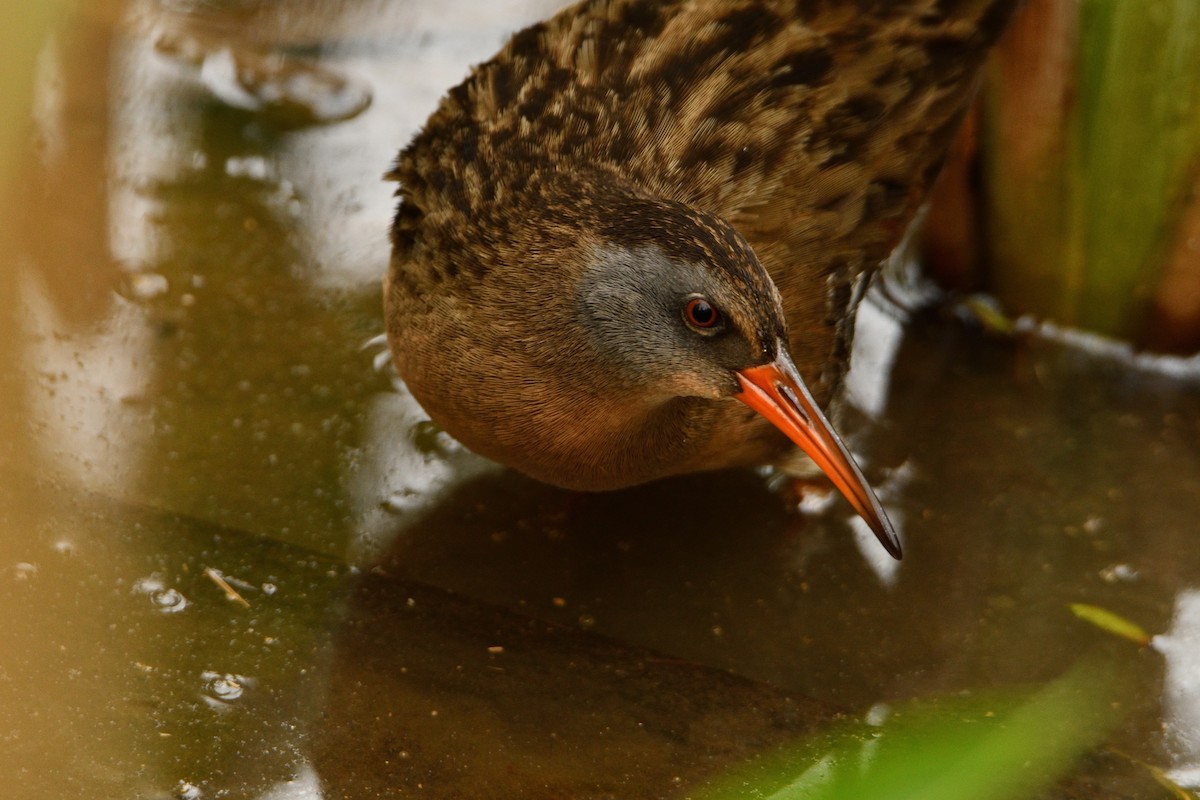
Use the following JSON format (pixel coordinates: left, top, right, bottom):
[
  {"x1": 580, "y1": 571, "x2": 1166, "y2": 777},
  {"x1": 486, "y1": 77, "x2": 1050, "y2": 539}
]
[{"x1": 312, "y1": 572, "x2": 838, "y2": 800}]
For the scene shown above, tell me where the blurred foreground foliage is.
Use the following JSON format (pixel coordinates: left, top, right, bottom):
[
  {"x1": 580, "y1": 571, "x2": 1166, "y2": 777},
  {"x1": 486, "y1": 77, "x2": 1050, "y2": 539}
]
[
  {"x1": 698, "y1": 663, "x2": 1118, "y2": 800},
  {"x1": 924, "y1": 0, "x2": 1200, "y2": 353}
]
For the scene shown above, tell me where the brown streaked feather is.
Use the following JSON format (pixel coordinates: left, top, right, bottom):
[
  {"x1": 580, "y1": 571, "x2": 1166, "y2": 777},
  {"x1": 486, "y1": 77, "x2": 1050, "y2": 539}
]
[{"x1": 386, "y1": 0, "x2": 1016, "y2": 487}]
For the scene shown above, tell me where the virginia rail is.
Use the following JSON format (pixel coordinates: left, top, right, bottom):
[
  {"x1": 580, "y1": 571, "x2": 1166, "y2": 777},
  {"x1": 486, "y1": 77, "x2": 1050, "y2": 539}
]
[{"x1": 385, "y1": 0, "x2": 1016, "y2": 559}]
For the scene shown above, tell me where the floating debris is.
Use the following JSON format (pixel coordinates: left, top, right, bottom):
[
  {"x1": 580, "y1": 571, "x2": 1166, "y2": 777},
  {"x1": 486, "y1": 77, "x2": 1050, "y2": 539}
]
[
  {"x1": 204, "y1": 567, "x2": 251, "y2": 609},
  {"x1": 959, "y1": 294, "x2": 1017, "y2": 336},
  {"x1": 1068, "y1": 602, "x2": 1153, "y2": 647}
]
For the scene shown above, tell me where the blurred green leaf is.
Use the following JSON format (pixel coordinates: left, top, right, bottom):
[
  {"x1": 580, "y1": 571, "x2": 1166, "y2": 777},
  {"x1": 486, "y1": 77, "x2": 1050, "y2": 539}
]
[{"x1": 698, "y1": 663, "x2": 1118, "y2": 800}]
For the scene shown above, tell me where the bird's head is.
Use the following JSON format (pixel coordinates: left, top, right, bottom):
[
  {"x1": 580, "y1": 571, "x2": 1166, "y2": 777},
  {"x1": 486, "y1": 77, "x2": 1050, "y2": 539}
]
[{"x1": 572, "y1": 189, "x2": 900, "y2": 558}]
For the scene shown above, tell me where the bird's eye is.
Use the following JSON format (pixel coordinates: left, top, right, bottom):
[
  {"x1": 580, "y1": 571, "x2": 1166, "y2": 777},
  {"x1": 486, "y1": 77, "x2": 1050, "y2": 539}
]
[{"x1": 683, "y1": 296, "x2": 722, "y2": 331}]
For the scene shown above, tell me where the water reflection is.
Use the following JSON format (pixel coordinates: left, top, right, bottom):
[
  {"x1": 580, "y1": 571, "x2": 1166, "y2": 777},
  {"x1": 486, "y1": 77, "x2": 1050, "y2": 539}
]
[
  {"x1": 1162, "y1": 590, "x2": 1200, "y2": 787},
  {"x1": 349, "y1": 380, "x2": 499, "y2": 563},
  {"x1": 844, "y1": 284, "x2": 907, "y2": 421},
  {"x1": 22, "y1": 278, "x2": 159, "y2": 498}
]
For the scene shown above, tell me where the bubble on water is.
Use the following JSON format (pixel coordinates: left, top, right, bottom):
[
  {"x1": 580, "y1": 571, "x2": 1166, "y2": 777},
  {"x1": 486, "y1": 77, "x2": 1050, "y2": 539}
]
[
  {"x1": 13, "y1": 562, "x2": 38, "y2": 580},
  {"x1": 152, "y1": 587, "x2": 189, "y2": 613},
  {"x1": 115, "y1": 271, "x2": 170, "y2": 301},
  {"x1": 132, "y1": 574, "x2": 189, "y2": 613},
  {"x1": 200, "y1": 671, "x2": 254, "y2": 711},
  {"x1": 1100, "y1": 563, "x2": 1140, "y2": 583},
  {"x1": 409, "y1": 419, "x2": 462, "y2": 456},
  {"x1": 864, "y1": 702, "x2": 892, "y2": 727},
  {"x1": 175, "y1": 780, "x2": 202, "y2": 800},
  {"x1": 383, "y1": 488, "x2": 418, "y2": 515},
  {"x1": 208, "y1": 675, "x2": 243, "y2": 701},
  {"x1": 133, "y1": 576, "x2": 162, "y2": 592},
  {"x1": 225, "y1": 155, "x2": 270, "y2": 181}
]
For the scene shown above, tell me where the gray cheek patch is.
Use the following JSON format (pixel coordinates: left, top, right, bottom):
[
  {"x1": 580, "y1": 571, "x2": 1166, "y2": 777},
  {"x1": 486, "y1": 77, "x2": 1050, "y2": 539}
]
[{"x1": 574, "y1": 244, "x2": 695, "y2": 375}]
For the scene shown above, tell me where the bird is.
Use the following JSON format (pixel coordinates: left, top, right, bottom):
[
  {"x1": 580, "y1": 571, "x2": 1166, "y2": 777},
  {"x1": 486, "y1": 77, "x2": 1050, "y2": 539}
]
[{"x1": 384, "y1": 0, "x2": 1017, "y2": 560}]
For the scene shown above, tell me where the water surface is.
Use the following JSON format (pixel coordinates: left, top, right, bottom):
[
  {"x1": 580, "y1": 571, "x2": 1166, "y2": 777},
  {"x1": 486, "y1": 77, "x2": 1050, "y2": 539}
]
[{"x1": 1, "y1": 2, "x2": 1197, "y2": 798}]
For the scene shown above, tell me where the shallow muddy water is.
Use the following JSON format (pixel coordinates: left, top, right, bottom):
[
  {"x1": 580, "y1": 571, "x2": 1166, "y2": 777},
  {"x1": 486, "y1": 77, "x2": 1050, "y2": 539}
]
[{"x1": 1, "y1": 2, "x2": 1198, "y2": 798}]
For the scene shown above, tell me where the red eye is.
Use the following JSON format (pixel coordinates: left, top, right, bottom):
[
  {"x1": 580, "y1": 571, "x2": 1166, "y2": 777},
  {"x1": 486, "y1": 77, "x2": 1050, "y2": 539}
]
[{"x1": 684, "y1": 297, "x2": 720, "y2": 329}]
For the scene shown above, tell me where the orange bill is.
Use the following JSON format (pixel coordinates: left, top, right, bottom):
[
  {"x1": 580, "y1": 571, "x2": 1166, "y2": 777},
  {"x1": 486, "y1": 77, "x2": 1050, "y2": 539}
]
[{"x1": 735, "y1": 348, "x2": 902, "y2": 560}]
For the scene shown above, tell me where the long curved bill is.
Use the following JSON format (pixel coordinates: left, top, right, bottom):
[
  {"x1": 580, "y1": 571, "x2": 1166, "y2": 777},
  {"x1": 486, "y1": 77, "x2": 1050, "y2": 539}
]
[{"x1": 736, "y1": 347, "x2": 902, "y2": 560}]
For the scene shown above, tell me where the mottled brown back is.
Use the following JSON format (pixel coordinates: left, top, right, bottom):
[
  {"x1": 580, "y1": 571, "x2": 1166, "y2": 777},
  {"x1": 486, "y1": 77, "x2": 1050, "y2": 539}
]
[{"x1": 391, "y1": 0, "x2": 1015, "y2": 403}]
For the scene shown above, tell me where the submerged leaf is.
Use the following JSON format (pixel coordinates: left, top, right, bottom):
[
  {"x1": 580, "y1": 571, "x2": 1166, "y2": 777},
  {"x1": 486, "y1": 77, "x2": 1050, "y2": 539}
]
[
  {"x1": 1069, "y1": 602, "x2": 1153, "y2": 646},
  {"x1": 1144, "y1": 762, "x2": 1198, "y2": 800},
  {"x1": 1109, "y1": 748, "x2": 1199, "y2": 800},
  {"x1": 960, "y1": 294, "x2": 1017, "y2": 336}
]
